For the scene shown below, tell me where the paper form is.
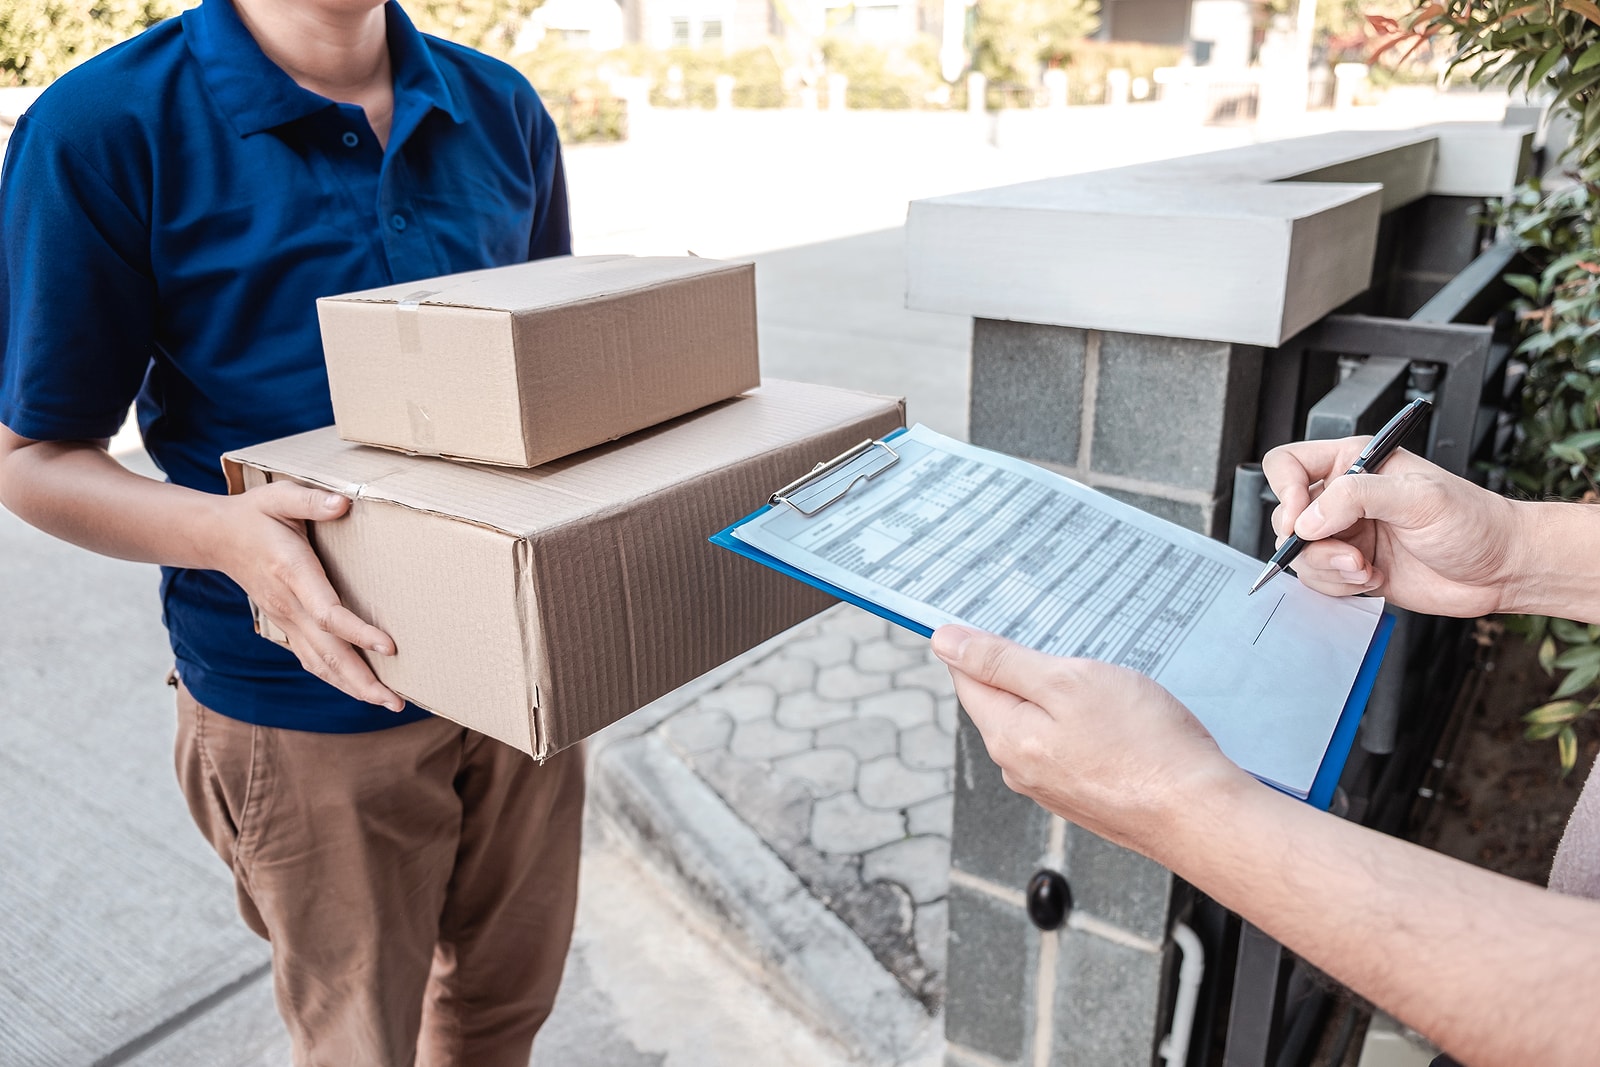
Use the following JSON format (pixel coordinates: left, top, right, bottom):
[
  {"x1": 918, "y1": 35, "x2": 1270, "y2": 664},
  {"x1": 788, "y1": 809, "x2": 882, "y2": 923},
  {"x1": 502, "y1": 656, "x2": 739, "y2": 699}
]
[{"x1": 732, "y1": 425, "x2": 1385, "y2": 798}]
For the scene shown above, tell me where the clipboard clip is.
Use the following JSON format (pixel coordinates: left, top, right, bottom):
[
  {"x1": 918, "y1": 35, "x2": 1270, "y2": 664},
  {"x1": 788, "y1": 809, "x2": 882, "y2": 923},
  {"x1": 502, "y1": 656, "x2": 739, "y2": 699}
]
[{"x1": 770, "y1": 437, "x2": 900, "y2": 516}]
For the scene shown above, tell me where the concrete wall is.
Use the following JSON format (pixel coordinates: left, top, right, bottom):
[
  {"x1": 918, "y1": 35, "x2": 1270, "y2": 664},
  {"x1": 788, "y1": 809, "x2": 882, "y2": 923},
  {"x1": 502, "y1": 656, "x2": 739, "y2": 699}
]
[{"x1": 944, "y1": 322, "x2": 1263, "y2": 1065}]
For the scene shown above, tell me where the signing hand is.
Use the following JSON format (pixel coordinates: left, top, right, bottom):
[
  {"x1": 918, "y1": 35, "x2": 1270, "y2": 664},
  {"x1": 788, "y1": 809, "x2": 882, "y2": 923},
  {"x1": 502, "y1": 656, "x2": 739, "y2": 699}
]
[
  {"x1": 932, "y1": 625, "x2": 1250, "y2": 858},
  {"x1": 1261, "y1": 439, "x2": 1518, "y2": 618},
  {"x1": 211, "y1": 482, "x2": 402, "y2": 710}
]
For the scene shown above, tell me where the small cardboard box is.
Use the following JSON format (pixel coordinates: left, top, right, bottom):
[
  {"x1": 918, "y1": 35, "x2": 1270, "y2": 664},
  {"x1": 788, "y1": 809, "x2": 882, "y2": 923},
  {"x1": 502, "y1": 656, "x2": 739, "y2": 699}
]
[
  {"x1": 222, "y1": 380, "x2": 905, "y2": 759},
  {"x1": 317, "y1": 255, "x2": 760, "y2": 468}
]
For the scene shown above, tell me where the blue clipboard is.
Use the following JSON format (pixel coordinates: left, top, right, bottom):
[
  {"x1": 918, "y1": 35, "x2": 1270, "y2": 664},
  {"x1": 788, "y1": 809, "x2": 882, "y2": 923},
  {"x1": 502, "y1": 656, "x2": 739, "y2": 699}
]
[{"x1": 710, "y1": 426, "x2": 1393, "y2": 810}]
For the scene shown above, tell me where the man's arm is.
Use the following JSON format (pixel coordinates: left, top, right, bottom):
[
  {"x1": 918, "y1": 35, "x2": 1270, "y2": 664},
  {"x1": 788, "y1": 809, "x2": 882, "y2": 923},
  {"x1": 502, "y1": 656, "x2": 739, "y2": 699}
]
[
  {"x1": 0, "y1": 423, "x2": 402, "y2": 709},
  {"x1": 1183, "y1": 772, "x2": 1600, "y2": 1067},
  {"x1": 934, "y1": 628, "x2": 1600, "y2": 1067}
]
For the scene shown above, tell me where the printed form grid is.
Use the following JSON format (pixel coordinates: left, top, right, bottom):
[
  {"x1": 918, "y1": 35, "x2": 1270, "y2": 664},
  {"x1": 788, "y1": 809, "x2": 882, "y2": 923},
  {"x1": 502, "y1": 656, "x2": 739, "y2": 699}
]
[{"x1": 796, "y1": 452, "x2": 1229, "y2": 678}]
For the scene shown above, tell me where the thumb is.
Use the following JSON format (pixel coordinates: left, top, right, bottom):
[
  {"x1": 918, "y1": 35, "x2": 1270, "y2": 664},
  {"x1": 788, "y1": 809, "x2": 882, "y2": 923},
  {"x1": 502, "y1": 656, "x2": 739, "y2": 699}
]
[
  {"x1": 255, "y1": 481, "x2": 350, "y2": 521},
  {"x1": 932, "y1": 625, "x2": 1067, "y2": 705},
  {"x1": 1295, "y1": 470, "x2": 1423, "y2": 540}
]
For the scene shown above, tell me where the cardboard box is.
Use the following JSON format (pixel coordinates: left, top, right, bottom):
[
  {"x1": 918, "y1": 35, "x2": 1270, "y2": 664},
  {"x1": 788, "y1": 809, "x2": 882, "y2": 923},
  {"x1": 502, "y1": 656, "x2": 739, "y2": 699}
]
[
  {"x1": 317, "y1": 255, "x2": 761, "y2": 468},
  {"x1": 223, "y1": 380, "x2": 906, "y2": 759}
]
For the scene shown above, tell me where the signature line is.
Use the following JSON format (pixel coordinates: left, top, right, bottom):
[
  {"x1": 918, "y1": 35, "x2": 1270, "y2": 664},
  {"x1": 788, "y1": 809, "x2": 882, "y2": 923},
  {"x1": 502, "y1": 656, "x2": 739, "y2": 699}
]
[{"x1": 1252, "y1": 594, "x2": 1285, "y2": 646}]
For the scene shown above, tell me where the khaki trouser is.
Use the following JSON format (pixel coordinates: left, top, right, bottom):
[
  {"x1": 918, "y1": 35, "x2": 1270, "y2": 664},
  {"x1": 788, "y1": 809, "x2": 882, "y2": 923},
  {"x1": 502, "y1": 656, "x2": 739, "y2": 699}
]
[{"x1": 173, "y1": 682, "x2": 584, "y2": 1067}]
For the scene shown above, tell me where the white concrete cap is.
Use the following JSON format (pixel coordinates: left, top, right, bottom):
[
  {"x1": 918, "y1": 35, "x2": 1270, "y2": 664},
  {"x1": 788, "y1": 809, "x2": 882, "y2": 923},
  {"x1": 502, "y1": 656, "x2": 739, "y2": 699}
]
[{"x1": 905, "y1": 123, "x2": 1535, "y2": 347}]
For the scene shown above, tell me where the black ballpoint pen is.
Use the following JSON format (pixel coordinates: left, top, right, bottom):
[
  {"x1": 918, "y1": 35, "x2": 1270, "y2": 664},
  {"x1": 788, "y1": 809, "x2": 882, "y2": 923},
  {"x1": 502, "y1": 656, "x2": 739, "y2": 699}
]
[{"x1": 1247, "y1": 396, "x2": 1434, "y2": 596}]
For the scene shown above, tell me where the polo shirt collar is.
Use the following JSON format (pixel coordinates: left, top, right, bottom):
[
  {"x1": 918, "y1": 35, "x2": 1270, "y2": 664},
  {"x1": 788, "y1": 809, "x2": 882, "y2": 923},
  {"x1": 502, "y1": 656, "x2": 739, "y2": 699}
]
[{"x1": 183, "y1": 0, "x2": 461, "y2": 139}]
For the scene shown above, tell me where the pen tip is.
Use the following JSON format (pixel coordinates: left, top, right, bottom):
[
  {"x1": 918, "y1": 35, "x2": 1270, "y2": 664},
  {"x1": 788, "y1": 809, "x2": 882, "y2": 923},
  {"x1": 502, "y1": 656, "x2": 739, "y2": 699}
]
[{"x1": 1247, "y1": 563, "x2": 1278, "y2": 596}]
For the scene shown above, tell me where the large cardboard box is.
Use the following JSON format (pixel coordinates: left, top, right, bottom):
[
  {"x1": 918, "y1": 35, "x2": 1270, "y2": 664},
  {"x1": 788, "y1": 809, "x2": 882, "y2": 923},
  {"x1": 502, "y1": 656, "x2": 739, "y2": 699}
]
[
  {"x1": 317, "y1": 255, "x2": 760, "y2": 467},
  {"x1": 223, "y1": 380, "x2": 905, "y2": 759}
]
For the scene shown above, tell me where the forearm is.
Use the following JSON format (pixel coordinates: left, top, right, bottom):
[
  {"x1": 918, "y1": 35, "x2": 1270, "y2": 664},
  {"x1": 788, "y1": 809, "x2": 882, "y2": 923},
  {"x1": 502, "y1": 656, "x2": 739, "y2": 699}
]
[
  {"x1": 1161, "y1": 778, "x2": 1600, "y2": 1067},
  {"x1": 0, "y1": 440, "x2": 225, "y2": 570},
  {"x1": 1500, "y1": 500, "x2": 1600, "y2": 623}
]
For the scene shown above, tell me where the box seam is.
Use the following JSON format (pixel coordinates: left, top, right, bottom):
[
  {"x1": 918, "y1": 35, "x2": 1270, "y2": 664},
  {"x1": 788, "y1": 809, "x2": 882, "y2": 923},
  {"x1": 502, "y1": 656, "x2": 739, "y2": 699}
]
[{"x1": 324, "y1": 262, "x2": 752, "y2": 315}]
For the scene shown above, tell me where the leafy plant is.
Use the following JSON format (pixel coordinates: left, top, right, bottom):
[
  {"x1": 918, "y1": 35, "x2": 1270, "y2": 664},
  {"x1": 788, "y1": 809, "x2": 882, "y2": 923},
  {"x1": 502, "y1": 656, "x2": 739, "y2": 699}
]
[
  {"x1": 0, "y1": 0, "x2": 191, "y2": 85},
  {"x1": 403, "y1": 0, "x2": 545, "y2": 58},
  {"x1": 1491, "y1": 182, "x2": 1600, "y2": 774},
  {"x1": 1381, "y1": 2, "x2": 1600, "y2": 774},
  {"x1": 969, "y1": 0, "x2": 1098, "y2": 88},
  {"x1": 1377, "y1": 1, "x2": 1600, "y2": 181},
  {"x1": 1258, "y1": 0, "x2": 1419, "y2": 66},
  {"x1": 820, "y1": 34, "x2": 942, "y2": 109},
  {"x1": 1520, "y1": 617, "x2": 1600, "y2": 774}
]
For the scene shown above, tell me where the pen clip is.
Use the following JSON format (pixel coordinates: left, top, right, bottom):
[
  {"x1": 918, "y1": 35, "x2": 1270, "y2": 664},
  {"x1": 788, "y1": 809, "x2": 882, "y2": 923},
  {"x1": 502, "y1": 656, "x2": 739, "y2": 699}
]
[{"x1": 771, "y1": 438, "x2": 900, "y2": 516}]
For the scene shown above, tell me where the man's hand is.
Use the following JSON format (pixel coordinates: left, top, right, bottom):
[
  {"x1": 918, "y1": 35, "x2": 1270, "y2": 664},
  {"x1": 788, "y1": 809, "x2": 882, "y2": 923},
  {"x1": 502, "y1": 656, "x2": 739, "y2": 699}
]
[
  {"x1": 931, "y1": 624, "x2": 1250, "y2": 858},
  {"x1": 1261, "y1": 439, "x2": 1519, "y2": 618},
  {"x1": 209, "y1": 482, "x2": 402, "y2": 711},
  {"x1": 0, "y1": 426, "x2": 400, "y2": 709}
]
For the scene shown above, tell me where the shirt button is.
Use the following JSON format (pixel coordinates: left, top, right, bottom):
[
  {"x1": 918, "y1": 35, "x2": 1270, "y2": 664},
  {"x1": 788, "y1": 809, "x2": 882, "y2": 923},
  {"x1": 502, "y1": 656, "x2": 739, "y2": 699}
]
[
  {"x1": 341, "y1": 131, "x2": 359, "y2": 148},
  {"x1": 390, "y1": 214, "x2": 407, "y2": 231}
]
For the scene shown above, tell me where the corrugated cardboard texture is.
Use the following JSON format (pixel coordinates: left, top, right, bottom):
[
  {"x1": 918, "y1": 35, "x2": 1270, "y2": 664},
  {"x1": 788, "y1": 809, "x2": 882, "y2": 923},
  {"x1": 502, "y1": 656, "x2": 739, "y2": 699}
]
[
  {"x1": 223, "y1": 380, "x2": 907, "y2": 759},
  {"x1": 317, "y1": 256, "x2": 761, "y2": 468}
]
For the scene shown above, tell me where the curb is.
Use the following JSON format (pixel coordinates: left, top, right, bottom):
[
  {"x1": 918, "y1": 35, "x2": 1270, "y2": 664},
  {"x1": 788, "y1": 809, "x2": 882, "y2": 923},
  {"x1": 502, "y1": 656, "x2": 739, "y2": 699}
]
[{"x1": 586, "y1": 610, "x2": 942, "y2": 1066}]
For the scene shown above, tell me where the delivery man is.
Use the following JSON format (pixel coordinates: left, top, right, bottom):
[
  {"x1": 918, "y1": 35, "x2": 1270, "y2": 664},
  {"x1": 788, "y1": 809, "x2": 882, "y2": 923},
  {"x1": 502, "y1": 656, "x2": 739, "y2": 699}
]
[{"x1": 0, "y1": 1, "x2": 583, "y2": 1063}]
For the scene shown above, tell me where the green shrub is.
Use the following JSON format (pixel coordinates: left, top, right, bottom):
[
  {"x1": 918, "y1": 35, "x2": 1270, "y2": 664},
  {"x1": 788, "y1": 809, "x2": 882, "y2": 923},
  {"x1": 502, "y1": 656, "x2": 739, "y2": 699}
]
[
  {"x1": 1386, "y1": 2, "x2": 1600, "y2": 772},
  {"x1": 0, "y1": 0, "x2": 192, "y2": 86},
  {"x1": 511, "y1": 39, "x2": 629, "y2": 143},
  {"x1": 406, "y1": 0, "x2": 539, "y2": 57},
  {"x1": 1052, "y1": 39, "x2": 1182, "y2": 104},
  {"x1": 602, "y1": 44, "x2": 785, "y2": 109},
  {"x1": 969, "y1": 0, "x2": 1097, "y2": 86},
  {"x1": 820, "y1": 34, "x2": 942, "y2": 109}
]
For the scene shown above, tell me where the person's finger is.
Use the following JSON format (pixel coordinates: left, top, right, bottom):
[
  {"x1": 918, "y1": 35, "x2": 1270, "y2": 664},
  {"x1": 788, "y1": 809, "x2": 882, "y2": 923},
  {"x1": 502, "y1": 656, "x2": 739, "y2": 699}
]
[
  {"x1": 254, "y1": 482, "x2": 350, "y2": 523},
  {"x1": 1293, "y1": 460, "x2": 1435, "y2": 541},
  {"x1": 271, "y1": 539, "x2": 395, "y2": 656},
  {"x1": 933, "y1": 625, "x2": 1086, "y2": 714},
  {"x1": 317, "y1": 602, "x2": 395, "y2": 656},
  {"x1": 941, "y1": 659, "x2": 1026, "y2": 738},
  {"x1": 1262, "y1": 438, "x2": 1365, "y2": 532},
  {"x1": 1289, "y1": 563, "x2": 1387, "y2": 599},
  {"x1": 1283, "y1": 537, "x2": 1371, "y2": 582},
  {"x1": 290, "y1": 586, "x2": 396, "y2": 660},
  {"x1": 290, "y1": 625, "x2": 403, "y2": 709}
]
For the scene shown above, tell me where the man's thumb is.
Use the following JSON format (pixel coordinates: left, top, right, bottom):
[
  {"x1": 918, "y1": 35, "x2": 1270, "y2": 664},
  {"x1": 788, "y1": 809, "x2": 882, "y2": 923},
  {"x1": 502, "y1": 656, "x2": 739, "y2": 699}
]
[
  {"x1": 1295, "y1": 472, "x2": 1410, "y2": 540},
  {"x1": 258, "y1": 482, "x2": 349, "y2": 521},
  {"x1": 933, "y1": 625, "x2": 1053, "y2": 696}
]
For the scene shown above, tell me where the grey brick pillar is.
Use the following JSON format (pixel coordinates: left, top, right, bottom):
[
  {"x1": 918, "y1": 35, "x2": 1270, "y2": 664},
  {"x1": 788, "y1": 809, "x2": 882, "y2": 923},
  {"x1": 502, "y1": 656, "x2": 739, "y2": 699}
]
[{"x1": 945, "y1": 319, "x2": 1263, "y2": 1066}]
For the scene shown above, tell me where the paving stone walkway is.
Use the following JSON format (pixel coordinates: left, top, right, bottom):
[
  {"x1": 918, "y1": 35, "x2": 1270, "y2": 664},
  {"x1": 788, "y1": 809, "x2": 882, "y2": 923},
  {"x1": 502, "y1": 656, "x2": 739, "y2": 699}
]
[{"x1": 650, "y1": 604, "x2": 957, "y2": 1008}]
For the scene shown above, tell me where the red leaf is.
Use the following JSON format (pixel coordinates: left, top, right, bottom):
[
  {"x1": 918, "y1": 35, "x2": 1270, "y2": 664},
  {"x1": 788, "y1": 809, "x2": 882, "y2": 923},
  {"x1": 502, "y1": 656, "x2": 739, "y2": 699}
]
[
  {"x1": 1369, "y1": 31, "x2": 1414, "y2": 62},
  {"x1": 1398, "y1": 34, "x2": 1432, "y2": 64},
  {"x1": 1409, "y1": 1, "x2": 1444, "y2": 24},
  {"x1": 1563, "y1": 0, "x2": 1600, "y2": 26},
  {"x1": 1366, "y1": 13, "x2": 1401, "y2": 33},
  {"x1": 1494, "y1": 1, "x2": 1544, "y2": 24}
]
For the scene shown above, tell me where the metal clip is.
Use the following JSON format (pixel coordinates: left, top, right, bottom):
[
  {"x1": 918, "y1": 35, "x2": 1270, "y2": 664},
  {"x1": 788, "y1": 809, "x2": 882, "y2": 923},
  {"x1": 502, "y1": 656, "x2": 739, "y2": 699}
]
[{"x1": 770, "y1": 437, "x2": 900, "y2": 516}]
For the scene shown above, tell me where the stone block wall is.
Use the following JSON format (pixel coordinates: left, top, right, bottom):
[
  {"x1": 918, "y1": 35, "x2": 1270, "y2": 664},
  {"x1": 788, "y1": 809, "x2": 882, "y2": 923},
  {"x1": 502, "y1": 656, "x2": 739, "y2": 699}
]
[
  {"x1": 945, "y1": 318, "x2": 1264, "y2": 1065},
  {"x1": 968, "y1": 320, "x2": 1264, "y2": 539}
]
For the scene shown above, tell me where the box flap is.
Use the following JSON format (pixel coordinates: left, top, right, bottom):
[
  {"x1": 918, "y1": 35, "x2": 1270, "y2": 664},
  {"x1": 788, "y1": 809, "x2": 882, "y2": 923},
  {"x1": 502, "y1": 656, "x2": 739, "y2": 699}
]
[
  {"x1": 224, "y1": 381, "x2": 905, "y2": 537},
  {"x1": 319, "y1": 255, "x2": 752, "y2": 314}
]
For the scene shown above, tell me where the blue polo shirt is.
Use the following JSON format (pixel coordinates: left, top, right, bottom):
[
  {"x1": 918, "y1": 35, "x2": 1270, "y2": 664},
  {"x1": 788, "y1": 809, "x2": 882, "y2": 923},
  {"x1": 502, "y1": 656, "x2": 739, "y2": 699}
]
[{"x1": 0, "y1": 0, "x2": 571, "y2": 731}]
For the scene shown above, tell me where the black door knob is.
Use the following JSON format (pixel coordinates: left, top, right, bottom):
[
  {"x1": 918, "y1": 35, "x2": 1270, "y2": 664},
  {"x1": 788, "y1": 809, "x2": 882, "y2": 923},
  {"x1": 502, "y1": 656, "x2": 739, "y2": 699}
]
[{"x1": 1026, "y1": 869, "x2": 1071, "y2": 931}]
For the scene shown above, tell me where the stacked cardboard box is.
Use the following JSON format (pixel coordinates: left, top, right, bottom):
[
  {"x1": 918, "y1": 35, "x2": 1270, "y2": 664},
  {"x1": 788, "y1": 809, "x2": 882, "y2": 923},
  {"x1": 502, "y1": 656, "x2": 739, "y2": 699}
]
[{"x1": 225, "y1": 256, "x2": 904, "y2": 759}]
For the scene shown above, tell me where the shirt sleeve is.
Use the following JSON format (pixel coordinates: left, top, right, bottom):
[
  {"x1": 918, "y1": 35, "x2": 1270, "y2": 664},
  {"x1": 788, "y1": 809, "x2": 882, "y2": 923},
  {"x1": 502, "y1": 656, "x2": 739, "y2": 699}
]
[
  {"x1": 526, "y1": 97, "x2": 572, "y2": 262},
  {"x1": 0, "y1": 112, "x2": 156, "y2": 442}
]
